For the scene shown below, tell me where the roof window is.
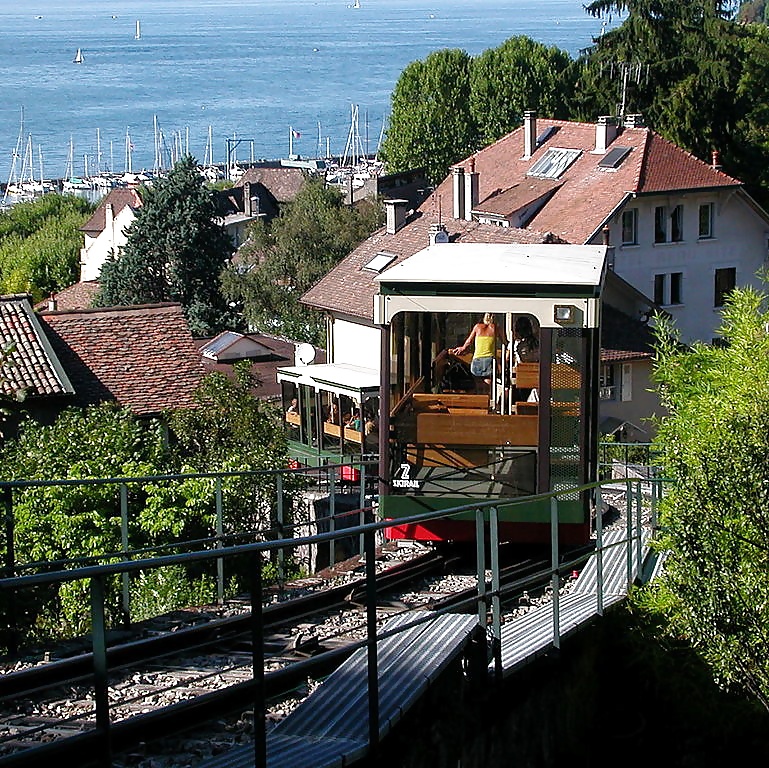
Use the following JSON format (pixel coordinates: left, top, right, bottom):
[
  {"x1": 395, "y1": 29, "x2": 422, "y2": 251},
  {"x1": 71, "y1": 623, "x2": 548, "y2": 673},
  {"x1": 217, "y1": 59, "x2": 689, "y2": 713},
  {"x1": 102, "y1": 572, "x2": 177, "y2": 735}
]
[
  {"x1": 363, "y1": 251, "x2": 397, "y2": 273},
  {"x1": 527, "y1": 148, "x2": 581, "y2": 179},
  {"x1": 598, "y1": 146, "x2": 632, "y2": 169}
]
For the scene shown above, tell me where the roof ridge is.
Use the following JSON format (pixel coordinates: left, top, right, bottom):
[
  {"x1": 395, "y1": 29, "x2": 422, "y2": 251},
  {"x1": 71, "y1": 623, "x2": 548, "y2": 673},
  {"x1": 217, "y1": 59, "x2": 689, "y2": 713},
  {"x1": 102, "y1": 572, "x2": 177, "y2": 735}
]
[{"x1": 40, "y1": 301, "x2": 182, "y2": 316}]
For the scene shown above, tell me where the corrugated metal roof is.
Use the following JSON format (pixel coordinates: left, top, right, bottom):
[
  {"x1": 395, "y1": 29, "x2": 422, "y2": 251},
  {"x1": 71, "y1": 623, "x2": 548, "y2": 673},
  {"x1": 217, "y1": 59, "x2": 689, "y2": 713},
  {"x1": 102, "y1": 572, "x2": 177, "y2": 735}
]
[{"x1": 375, "y1": 243, "x2": 607, "y2": 289}]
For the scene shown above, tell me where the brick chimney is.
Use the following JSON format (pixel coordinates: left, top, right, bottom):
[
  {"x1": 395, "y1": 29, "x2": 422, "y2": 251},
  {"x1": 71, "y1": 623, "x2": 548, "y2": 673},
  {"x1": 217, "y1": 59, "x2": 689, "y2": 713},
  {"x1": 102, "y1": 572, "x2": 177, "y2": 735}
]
[
  {"x1": 594, "y1": 116, "x2": 618, "y2": 154},
  {"x1": 624, "y1": 113, "x2": 645, "y2": 129},
  {"x1": 523, "y1": 110, "x2": 537, "y2": 159},
  {"x1": 463, "y1": 156, "x2": 478, "y2": 221},
  {"x1": 452, "y1": 165, "x2": 465, "y2": 220},
  {"x1": 385, "y1": 198, "x2": 409, "y2": 234},
  {"x1": 712, "y1": 150, "x2": 722, "y2": 170}
]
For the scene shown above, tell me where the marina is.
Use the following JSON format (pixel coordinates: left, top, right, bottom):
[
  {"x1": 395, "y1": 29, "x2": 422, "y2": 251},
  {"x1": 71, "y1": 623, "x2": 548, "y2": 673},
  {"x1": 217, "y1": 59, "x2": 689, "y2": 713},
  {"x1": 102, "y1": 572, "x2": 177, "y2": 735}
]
[{"x1": 0, "y1": 1, "x2": 614, "y2": 188}]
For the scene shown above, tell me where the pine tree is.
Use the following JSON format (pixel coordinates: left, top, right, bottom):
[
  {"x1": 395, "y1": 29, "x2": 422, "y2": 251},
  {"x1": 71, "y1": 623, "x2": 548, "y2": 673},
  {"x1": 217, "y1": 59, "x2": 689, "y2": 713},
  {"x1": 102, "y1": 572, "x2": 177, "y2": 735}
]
[{"x1": 97, "y1": 156, "x2": 234, "y2": 336}]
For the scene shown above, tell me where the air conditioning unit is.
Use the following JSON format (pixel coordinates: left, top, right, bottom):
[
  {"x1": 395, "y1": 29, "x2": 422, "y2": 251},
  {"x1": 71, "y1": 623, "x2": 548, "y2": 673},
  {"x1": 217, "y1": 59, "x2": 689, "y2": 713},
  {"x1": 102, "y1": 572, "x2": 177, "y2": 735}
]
[{"x1": 599, "y1": 386, "x2": 614, "y2": 400}]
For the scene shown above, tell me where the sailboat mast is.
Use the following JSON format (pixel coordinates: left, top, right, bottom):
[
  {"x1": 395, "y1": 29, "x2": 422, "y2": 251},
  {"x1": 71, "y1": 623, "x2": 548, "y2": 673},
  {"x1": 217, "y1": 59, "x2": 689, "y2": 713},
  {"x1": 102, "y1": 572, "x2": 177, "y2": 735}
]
[{"x1": 4, "y1": 107, "x2": 25, "y2": 199}]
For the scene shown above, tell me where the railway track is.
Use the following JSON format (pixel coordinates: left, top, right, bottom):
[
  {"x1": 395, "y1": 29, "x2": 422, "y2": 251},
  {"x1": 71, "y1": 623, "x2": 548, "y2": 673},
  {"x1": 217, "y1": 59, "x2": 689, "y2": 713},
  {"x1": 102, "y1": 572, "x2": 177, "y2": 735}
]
[{"x1": 0, "y1": 542, "x2": 570, "y2": 767}]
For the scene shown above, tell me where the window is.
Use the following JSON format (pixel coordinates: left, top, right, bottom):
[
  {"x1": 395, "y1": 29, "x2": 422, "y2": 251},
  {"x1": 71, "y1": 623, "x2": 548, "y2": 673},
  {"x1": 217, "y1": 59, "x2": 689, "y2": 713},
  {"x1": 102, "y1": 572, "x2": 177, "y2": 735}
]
[
  {"x1": 621, "y1": 208, "x2": 638, "y2": 245},
  {"x1": 714, "y1": 267, "x2": 736, "y2": 308},
  {"x1": 653, "y1": 274, "x2": 666, "y2": 305},
  {"x1": 527, "y1": 147, "x2": 581, "y2": 179},
  {"x1": 598, "y1": 146, "x2": 632, "y2": 169},
  {"x1": 364, "y1": 251, "x2": 397, "y2": 272},
  {"x1": 698, "y1": 203, "x2": 713, "y2": 239},
  {"x1": 654, "y1": 272, "x2": 683, "y2": 305},
  {"x1": 654, "y1": 206, "x2": 667, "y2": 243},
  {"x1": 599, "y1": 364, "x2": 616, "y2": 400},
  {"x1": 670, "y1": 272, "x2": 683, "y2": 305},
  {"x1": 671, "y1": 205, "x2": 683, "y2": 242}
]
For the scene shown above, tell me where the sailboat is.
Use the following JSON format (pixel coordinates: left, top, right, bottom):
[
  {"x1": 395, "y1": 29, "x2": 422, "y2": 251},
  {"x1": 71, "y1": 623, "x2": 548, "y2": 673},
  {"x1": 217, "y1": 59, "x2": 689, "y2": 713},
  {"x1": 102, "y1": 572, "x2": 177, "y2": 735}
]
[
  {"x1": 135, "y1": 20, "x2": 141, "y2": 40},
  {"x1": 73, "y1": 48, "x2": 83, "y2": 64}
]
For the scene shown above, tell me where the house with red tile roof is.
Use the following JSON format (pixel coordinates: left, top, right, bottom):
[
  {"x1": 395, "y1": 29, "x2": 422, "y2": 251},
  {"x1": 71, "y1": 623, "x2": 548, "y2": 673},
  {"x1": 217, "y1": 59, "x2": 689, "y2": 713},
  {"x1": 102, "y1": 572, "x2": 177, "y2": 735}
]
[
  {"x1": 79, "y1": 187, "x2": 143, "y2": 283},
  {"x1": 0, "y1": 294, "x2": 75, "y2": 429},
  {"x1": 433, "y1": 112, "x2": 769, "y2": 345},
  {"x1": 36, "y1": 302, "x2": 204, "y2": 417},
  {"x1": 296, "y1": 113, "x2": 761, "y2": 441}
]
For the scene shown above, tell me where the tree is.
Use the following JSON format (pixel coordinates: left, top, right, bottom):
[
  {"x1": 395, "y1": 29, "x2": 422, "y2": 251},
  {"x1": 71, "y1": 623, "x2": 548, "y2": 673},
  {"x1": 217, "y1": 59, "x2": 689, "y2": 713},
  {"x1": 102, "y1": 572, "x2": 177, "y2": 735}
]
[
  {"x1": 96, "y1": 155, "x2": 235, "y2": 336},
  {"x1": 574, "y1": 0, "x2": 769, "y2": 204},
  {"x1": 168, "y1": 361, "x2": 292, "y2": 534},
  {"x1": 380, "y1": 48, "x2": 477, "y2": 184},
  {"x1": 221, "y1": 177, "x2": 383, "y2": 344},
  {"x1": 650, "y1": 280, "x2": 769, "y2": 711},
  {"x1": 470, "y1": 37, "x2": 573, "y2": 146},
  {"x1": 0, "y1": 194, "x2": 94, "y2": 301}
]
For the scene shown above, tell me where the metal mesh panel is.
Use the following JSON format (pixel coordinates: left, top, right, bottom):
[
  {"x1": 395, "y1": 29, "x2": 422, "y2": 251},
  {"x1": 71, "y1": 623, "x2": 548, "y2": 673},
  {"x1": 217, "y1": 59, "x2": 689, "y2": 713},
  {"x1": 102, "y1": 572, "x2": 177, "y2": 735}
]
[{"x1": 550, "y1": 328, "x2": 583, "y2": 499}]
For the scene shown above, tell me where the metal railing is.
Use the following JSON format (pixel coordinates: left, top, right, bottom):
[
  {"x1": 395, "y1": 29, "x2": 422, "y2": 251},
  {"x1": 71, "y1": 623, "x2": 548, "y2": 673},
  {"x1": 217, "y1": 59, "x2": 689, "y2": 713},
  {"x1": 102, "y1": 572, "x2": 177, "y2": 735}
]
[
  {"x1": 0, "y1": 460, "x2": 377, "y2": 655},
  {"x1": 0, "y1": 472, "x2": 666, "y2": 768}
]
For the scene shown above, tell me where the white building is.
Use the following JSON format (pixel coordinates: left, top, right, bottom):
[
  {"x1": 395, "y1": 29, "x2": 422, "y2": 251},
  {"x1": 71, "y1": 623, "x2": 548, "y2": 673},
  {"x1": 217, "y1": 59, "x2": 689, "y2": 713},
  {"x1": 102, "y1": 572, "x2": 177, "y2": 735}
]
[{"x1": 79, "y1": 188, "x2": 142, "y2": 282}]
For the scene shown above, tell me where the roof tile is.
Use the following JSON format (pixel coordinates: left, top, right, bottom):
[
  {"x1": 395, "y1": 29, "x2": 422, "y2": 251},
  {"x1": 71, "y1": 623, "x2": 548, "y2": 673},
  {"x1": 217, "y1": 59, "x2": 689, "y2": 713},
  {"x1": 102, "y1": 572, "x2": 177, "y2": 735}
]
[{"x1": 39, "y1": 303, "x2": 204, "y2": 415}]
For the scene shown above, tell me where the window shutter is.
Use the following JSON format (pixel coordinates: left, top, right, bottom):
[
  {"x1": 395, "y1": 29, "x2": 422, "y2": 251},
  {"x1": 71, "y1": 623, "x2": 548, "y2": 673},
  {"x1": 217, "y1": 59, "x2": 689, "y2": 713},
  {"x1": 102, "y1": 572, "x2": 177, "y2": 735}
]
[{"x1": 621, "y1": 364, "x2": 633, "y2": 401}]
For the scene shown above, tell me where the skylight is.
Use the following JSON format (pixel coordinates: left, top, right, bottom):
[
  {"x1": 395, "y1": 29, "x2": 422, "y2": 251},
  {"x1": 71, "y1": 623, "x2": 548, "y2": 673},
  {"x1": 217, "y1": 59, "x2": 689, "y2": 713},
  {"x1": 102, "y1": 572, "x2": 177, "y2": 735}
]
[
  {"x1": 363, "y1": 251, "x2": 397, "y2": 273},
  {"x1": 535, "y1": 125, "x2": 558, "y2": 146},
  {"x1": 527, "y1": 148, "x2": 581, "y2": 179},
  {"x1": 598, "y1": 146, "x2": 632, "y2": 169},
  {"x1": 201, "y1": 331, "x2": 241, "y2": 359}
]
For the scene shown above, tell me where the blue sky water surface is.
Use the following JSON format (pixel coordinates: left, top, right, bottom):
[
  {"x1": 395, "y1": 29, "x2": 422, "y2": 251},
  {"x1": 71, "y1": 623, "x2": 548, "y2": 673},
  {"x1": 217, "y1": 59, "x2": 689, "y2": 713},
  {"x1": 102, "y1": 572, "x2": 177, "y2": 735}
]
[{"x1": 0, "y1": 0, "x2": 615, "y2": 181}]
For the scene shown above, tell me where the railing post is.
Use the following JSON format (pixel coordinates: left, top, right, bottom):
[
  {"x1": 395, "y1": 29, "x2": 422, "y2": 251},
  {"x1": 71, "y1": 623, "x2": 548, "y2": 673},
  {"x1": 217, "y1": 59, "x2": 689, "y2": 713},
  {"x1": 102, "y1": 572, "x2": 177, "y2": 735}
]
[
  {"x1": 119, "y1": 483, "x2": 130, "y2": 627},
  {"x1": 91, "y1": 574, "x2": 112, "y2": 767},
  {"x1": 359, "y1": 462, "x2": 366, "y2": 557},
  {"x1": 635, "y1": 480, "x2": 643, "y2": 576},
  {"x1": 596, "y1": 483, "x2": 604, "y2": 616},
  {"x1": 550, "y1": 497, "x2": 560, "y2": 650},
  {"x1": 250, "y1": 550, "x2": 266, "y2": 768},
  {"x1": 475, "y1": 508, "x2": 487, "y2": 627},
  {"x1": 329, "y1": 469, "x2": 336, "y2": 566},
  {"x1": 489, "y1": 507, "x2": 502, "y2": 681},
  {"x1": 650, "y1": 469, "x2": 658, "y2": 532},
  {"x1": 2, "y1": 486, "x2": 17, "y2": 656},
  {"x1": 625, "y1": 479, "x2": 633, "y2": 588},
  {"x1": 364, "y1": 526, "x2": 379, "y2": 752},
  {"x1": 215, "y1": 477, "x2": 224, "y2": 605},
  {"x1": 276, "y1": 472, "x2": 285, "y2": 589}
]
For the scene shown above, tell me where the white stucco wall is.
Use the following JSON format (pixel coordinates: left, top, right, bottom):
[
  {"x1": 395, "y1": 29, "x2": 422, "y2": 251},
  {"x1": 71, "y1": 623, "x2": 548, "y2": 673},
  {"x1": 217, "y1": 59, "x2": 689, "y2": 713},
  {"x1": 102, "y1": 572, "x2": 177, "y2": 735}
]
[
  {"x1": 598, "y1": 189, "x2": 769, "y2": 344},
  {"x1": 330, "y1": 318, "x2": 381, "y2": 370},
  {"x1": 80, "y1": 206, "x2": 136, "y2": 282}
]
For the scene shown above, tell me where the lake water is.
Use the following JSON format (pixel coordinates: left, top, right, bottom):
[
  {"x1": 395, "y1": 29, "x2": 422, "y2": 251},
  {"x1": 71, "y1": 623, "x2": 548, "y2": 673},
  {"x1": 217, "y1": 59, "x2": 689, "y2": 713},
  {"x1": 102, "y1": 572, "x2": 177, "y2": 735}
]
[{"x1": 0, "y1": 0, "x2": 613, "y2": 183}]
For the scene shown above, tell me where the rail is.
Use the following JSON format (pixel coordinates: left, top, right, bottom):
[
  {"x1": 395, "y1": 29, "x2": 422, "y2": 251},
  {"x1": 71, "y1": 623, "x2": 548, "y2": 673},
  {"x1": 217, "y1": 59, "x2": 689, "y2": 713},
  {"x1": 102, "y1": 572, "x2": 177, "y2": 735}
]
[{"x1": 0, "y1": 471, "x2": 667, "y2": 768}]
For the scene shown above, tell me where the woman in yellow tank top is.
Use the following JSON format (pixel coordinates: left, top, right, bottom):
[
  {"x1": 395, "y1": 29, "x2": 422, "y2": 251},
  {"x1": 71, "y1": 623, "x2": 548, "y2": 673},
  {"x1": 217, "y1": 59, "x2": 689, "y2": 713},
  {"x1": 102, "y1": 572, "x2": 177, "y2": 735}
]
[{"x1": 451, "y1": 312, "x2": 503, "y2": 385}]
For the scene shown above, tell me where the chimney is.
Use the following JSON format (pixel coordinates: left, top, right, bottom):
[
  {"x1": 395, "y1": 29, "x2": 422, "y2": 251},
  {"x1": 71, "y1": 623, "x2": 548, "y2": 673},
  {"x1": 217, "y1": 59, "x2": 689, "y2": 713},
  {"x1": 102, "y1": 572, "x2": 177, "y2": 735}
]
[
  {"x1": 243, "y1": 181, "x2": 252, "y2": 217},
  {"x1": 47, "y1": 293, "x2": 57, "y2": 312},
  {"x1": 523, "y1": 110, "x2": 537, "y2": 159},
  {"x1": 385, "y1": 198, "x2": 409, "y2": 234},
  {"x1": 712, "y1": 150, "x2": 722, "y2": 170},
  {"x1": 624, "y1": 113, "x2": 645, "y2": 129},
  {"x1": 452, "y1": 165, "x2": 465, "y2": 220},
  {"x1": 429, "y1": 222, "x2": 449, "y2": 245},
  {"x1": 463, "y1": 156, "x2": 479, "y2": 221},
  {"x1": 594, "y1": 115, "x2": 618, "y2": 154},
  {"x1": 104, "y1": 202, "x2": 114, "y2": 235}
]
